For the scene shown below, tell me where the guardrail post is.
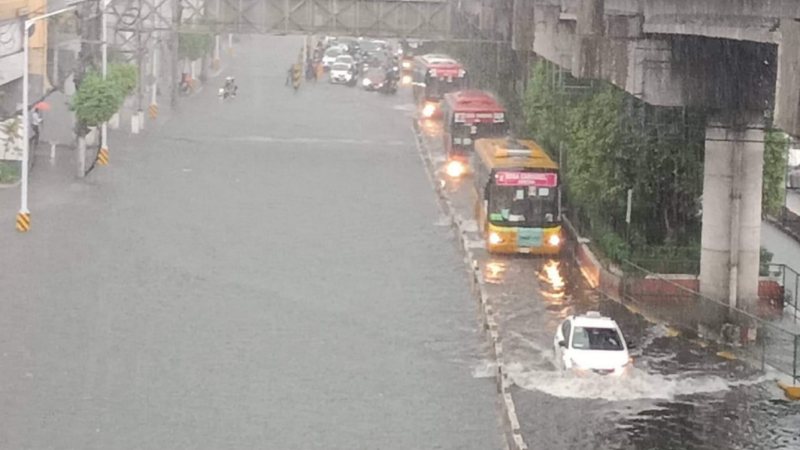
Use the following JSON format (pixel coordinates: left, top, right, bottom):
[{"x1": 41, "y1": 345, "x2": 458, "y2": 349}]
[{"x1": 794, "y1": 336, "x2": 798, "y2": 383}]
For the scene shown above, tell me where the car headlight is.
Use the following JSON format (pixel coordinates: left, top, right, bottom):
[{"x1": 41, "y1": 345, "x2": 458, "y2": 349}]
[
  {"x1": 445, "y1": 160, "x2": 465, "y2": 178},
  {"x1": 613, "y1": 359, "x2": 633, "y2": 376},
  {"x1": 422, "y1": 103, "x2": 437, "y2": 118},
  {"x1": 489, "y1": 232, "x2": 503, "y2": 245},
  {"x1": 363, "y1": 78, "x2": 371, "y2": 86},
  {"x1": 547, "y1": 234, "x2": 561, "y2": 246}
]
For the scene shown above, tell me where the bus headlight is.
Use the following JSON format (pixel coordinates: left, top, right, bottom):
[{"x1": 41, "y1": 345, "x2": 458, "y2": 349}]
[
  {"x1": 489, "y1": 232, "x2": 503, "y2": 245},
  {"x1": 547, "y1": 234, "x2": 561, "y2": 246},
  {"x1": 445, "y1": 160, "x2": 465, "y2": 178},
  {"x1": 422, "y1": 103, "x2": 437, "y2": 118}
]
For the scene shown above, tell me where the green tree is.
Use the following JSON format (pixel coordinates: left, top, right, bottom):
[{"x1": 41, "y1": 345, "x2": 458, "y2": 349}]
[
  {"x1": 70, "y1": 72, "x2": 123, "y2": 131},
  {"x1": 179, "y1": 30, "x2": 213, "y2": 61},
  {"x1": 521, "y1": 62, "x2": 705, "y2": 264},
  {"x1": 763, "y1": 122, "x2": 789, "y2": 216},
  {"x1": 107, "y1": 63, "x2": 138, "y2": 98}
]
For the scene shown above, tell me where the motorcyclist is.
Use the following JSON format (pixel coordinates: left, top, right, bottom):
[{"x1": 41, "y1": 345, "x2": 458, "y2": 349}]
[{"x1": 224, "y1": 76, "x2": 237, "y2": 96}]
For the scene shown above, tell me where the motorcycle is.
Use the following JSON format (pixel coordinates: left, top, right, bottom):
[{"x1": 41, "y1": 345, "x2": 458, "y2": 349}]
[
  {"x1": 377, "y1": 73, "x2": 398, "y2": 95},
  {"x1": 218, "y1": 84, "x2": 237, "y2": 99}
]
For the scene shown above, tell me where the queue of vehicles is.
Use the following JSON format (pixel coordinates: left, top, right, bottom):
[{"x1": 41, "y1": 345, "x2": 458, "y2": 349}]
[
  {"x1": 317, "y1": 37, "x2": 400, "y2": 94},
  {"x1": 412, "y1": 50, "x2": 635, "y2": 377}
]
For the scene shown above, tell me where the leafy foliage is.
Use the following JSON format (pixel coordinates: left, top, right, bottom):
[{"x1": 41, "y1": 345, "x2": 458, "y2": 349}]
[
  {"x1": 0, "y1": 162, "x2": 19, "y2": 184},
  {"x1": 762, "y1": 121, "x2": 789, "y2": 216},
  {"x1": 522, "y1": 62, "x2": 705, "y2": 264},
  {"x1": 70, "y1": 72, "x2": 123, "y2": 129},
  {"x1": 179, "y1": 29, "x2": 213, "y2": 61},
  {"x1": 108, "y1": 64, "x2": 138, "y2": 98}
]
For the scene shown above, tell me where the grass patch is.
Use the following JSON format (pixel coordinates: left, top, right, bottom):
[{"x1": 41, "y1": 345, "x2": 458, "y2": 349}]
[{"x1": 0, "y1": 162, "x2": 20, "y2": 184}]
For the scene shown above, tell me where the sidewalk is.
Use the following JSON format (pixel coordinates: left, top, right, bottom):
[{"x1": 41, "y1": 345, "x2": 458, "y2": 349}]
[
  {"x1": 787, "y1": 190, "x2": 800, "y2": 216},
  {"x1": 762, "y1": 220, "x2": 800, "y2": 267}
]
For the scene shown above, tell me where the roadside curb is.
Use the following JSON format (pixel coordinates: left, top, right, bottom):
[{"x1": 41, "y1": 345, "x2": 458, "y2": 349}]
[
  {"x1": 411, "y1": 121, "x2": 528, "y2": 450},
  {"x1": 765, "y1": 215, "x2": 800, "y2": 243},
  {"x1": 0, "y1": 180, "x2": 21, "y2": 189}
]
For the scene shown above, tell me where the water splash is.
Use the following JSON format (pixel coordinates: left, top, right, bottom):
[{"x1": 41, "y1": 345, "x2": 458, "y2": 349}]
[
  {"x1": 471, "y1": 360, "x2": 498, "y2": 379},
  {"x1": 505, "y1": 362, "x2": 746, "y2": 402}
]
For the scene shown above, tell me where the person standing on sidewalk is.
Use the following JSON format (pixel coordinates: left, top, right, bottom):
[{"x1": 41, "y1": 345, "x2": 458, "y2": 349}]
[{"x1": 30, "y1": 108, "x2": 42, "y2": 149}]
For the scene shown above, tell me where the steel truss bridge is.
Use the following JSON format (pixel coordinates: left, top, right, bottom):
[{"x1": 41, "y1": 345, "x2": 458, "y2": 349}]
[{"x1": 108, "y1": 0, "x2": 453, "y2": 41}]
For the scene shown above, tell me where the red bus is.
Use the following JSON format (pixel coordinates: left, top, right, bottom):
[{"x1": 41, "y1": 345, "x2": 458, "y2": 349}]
[
  {"x1": 411, "y1": 54, "x2": 468, "y2": 118},
  {"x1": 441, "y1": 90, "x2": 507, "y2": 177}
]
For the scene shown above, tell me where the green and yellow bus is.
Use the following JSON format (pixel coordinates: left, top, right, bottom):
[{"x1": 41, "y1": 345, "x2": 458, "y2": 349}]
[{"x1": 473, "y1": 138, "x2": 563, "y2": 254}]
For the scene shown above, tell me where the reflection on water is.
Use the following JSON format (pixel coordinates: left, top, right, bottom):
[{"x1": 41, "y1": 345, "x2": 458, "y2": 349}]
[
  {"x1": 485, "y1": 260, "x2": 506, "y2": 284},
  {"x1": 539, "y1": 259, "x2": 565, "y2": 301},
  {"x1": 420, "y1": 118, "x2": 442, "y2": 137}
]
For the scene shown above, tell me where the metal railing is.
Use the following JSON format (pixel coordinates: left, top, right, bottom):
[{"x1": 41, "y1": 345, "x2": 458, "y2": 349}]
[
  {"x1": 766, "y1": 264, "x2": 800, "y2": 323},
  {"x1": 619, "y1": 260, "x2": 800, "y2": 384}
]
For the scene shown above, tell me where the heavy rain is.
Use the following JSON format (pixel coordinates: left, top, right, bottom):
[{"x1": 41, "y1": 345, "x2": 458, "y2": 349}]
[{"x1": 0, "y1": 1, "x2": 799, "y2": 449}]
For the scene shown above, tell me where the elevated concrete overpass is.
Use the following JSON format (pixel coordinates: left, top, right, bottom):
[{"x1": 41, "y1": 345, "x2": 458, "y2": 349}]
[{"x1": 482, "y1": 0, "x2": 800, "y2": 310}]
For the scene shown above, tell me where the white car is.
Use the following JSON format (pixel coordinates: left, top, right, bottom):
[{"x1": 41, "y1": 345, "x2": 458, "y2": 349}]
[
  {"x1": 334, "y1": 54, "x2": 355, "y2": 67},
  {"x1": 553, "y1": 312, "x2": 632, "y2": 376},
  {"x1": 329, "y1": 63, "x2": 353, "y2": 84},
  {"x1": 322, "y1": 47, "x2": 345, "y2": 69}
]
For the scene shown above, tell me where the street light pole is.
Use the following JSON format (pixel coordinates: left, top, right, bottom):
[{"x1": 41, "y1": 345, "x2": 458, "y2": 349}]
[
  {"x1": 17, "y1": 6, "x2": 77, "y2": 232},
  {"x1": 101, "y1": 0, "x2": 110, "y2": 159}
]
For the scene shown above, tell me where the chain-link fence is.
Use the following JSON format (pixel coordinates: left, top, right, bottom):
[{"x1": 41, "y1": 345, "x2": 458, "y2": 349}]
[{"x1": 619, "y1": 260, "x2": 800, "y2": 383}]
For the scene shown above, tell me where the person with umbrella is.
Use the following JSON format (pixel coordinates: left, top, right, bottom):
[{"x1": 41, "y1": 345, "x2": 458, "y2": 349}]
[{"x1": 30, "y1": 102, "x2": 49, "y2": 149}]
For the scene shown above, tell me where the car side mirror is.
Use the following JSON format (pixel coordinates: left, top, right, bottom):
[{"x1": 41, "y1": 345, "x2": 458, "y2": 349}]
[
  {"x1": 627, "y1": 343, "x2": 636, "y2": 350},
  {"x1": 558, "y1": 340, "x2": 567, "y2": 348}
]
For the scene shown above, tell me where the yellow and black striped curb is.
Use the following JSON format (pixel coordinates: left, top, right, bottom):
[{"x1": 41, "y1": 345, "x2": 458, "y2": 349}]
[
  {"x1": 16, "y1": 212, "x2": 30, "y2": 232},
  {"x1": 97, "y1": 147, "x2": 109, "y2": 166},
  {"x1": 149, "y1": 103, "x2": 158, "y2": 119}
]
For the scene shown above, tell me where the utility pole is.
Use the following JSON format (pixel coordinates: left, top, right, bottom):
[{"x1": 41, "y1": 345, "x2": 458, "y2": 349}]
[
  {"x1": 136, "y1": 0, "x2": 145, "y2": 131},
  {"x1": 170, "y1": 0, "x2": 182, "y2": 109}
]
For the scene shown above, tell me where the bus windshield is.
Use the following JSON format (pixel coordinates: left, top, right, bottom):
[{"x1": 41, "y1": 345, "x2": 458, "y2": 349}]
[{"x1": 487, "y1": 182, "x2": 558, "y2": 227}]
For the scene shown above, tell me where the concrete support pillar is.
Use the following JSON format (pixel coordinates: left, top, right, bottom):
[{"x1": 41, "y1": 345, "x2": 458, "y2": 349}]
[
  {"x1": 700, "y1": 112, "x2": 764, "y2": 311},
  {"x1": 775, "y1": 19, "x2": 800, "y2": 137},
  {"x1": 573, "y1": 0, "x2": 604, "y2": 79}
]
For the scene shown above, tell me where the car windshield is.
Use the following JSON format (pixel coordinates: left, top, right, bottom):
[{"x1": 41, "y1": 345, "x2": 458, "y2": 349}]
[
  {"x1": 487, "y1": 182, "x2": 558, "y2": 227},
  {"x1": 332, "y1": 64, "x2": 349, "y2": 71},
  {"x1": 571, "y1": 327, "x2": 624, "y2": 351},
  {"x1": 325, "y1": 49, "x2": 342, "y2": 57}
]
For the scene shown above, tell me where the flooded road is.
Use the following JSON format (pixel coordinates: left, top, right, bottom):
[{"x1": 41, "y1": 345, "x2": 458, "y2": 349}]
[
  {"x1": 417, "y1": 119, "x2": 800, "y2": 450},
  {"x1": 0, "y1": 36, "x2": 502, "y2": 449}
]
